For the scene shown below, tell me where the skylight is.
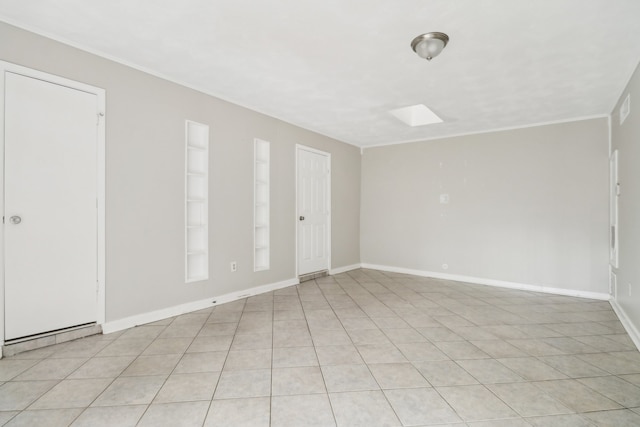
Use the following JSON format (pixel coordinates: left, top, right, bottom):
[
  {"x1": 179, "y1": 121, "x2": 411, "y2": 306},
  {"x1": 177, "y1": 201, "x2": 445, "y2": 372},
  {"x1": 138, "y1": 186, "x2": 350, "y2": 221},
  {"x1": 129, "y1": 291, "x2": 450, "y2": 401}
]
[{"x1": 389, "y1": 104, "x2": 443, "y2": 127}]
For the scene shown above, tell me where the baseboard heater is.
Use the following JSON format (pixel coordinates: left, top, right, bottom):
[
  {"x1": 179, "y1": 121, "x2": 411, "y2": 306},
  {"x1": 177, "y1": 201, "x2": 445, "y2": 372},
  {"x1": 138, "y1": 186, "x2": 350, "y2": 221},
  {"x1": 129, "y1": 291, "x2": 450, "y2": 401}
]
[{"x1": 4, "y1": 322, "x2": 97, "y2": 345}]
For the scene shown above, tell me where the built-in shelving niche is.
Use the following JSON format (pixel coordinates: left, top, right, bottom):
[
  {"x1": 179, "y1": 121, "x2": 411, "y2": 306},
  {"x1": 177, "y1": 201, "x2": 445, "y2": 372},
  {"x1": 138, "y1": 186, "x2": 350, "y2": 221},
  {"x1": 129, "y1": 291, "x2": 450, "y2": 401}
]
[
  {"x1": 185, "y1": 120, "x2": 209, "y2": 283},
  {"x1": 254, "y1": 139, "x2": 270, "y2": 271}
]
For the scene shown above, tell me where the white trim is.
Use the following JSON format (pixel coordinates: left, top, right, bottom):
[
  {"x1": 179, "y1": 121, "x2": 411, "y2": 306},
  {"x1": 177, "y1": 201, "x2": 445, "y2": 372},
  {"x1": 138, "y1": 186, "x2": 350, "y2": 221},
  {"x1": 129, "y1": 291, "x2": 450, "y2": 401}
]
[
  {"x1": 103, "y1": 277, "x2": 299, "y2": 334},
  {"x1": 610, "y1": 269, "x2": 617, "y2": 298},
  {"x1": 610, "y1": 299, "x2": 640, "y2": 351},
  {"x1": 330, "y1": 263, "x2": 361, "y2": 275},
  {"x1": 295, "y1": 144, "x2": 332, "y2": 277},
  {"x1": 609, "y1": 59, "x2": 640, "y2": 115},
  {"x1": 610, "y1": 150, "x2": 619, "y2": 268},
  {"x1": 1, "y1": 17, "x2": 626, "y2": 151},
  {"x1": 0, "y1": 16, "x2": 360, "y2": 150},
  {"x1": 1, "y1": 17, "x2": 622, "y2": 151},
  {"x1": 361, "y1": 263, "x2": 611, "y2": 301},
  {"x1": 253, "y1": 138, "x2": 270, "y2": 272},
  {"x1": 360, "y1": 115, "x2": 610, "y2": 151},
  {"x1": 185, "y1": 120, "x2": 210, "y2": 283},
  {"x1": 608, "y1": 114, "x2": 612, "y2": 155},
  {"x1": 0, "y1": 60, "x2": 106, "y2": 343},
  {"x1": 96, "y1": 78, "x2": 106, "y2": 327}
]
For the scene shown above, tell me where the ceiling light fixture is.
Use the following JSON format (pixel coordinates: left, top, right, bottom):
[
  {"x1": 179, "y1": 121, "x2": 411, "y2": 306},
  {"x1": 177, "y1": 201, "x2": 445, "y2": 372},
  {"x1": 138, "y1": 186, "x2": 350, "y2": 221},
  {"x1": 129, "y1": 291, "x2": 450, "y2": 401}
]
[{"x1": 411, "y1": 32, "x2": 449, "y2": 61}]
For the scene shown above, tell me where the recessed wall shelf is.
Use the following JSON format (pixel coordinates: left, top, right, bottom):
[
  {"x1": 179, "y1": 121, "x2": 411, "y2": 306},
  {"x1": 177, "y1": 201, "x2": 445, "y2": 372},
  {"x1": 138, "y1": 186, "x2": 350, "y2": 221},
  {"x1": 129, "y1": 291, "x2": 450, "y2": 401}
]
[
  {"x1": 254, "y1": 139, "x2": 270, "y2": 271},
  {"x1": 185, "y1": 120, "x2": 209, "y2": 283}
]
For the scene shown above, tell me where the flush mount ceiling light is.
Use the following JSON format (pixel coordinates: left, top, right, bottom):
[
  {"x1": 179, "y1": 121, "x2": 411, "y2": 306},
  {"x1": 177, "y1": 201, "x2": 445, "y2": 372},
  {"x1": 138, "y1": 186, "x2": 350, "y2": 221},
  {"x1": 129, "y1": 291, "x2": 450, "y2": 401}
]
[{"x1": 411, "y1": 32, "x2": 449, "y2": 61}]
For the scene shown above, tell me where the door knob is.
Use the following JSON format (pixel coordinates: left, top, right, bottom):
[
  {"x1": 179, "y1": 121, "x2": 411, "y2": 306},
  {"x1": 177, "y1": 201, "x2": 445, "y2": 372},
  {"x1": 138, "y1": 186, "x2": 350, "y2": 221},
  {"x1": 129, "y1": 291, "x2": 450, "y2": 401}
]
[
  {"x1": 299, "y1": 216, "x2": 305, "y2": 221},
  {"x1": 9, "y1": 216, "x2": 22, "y2": 225}
]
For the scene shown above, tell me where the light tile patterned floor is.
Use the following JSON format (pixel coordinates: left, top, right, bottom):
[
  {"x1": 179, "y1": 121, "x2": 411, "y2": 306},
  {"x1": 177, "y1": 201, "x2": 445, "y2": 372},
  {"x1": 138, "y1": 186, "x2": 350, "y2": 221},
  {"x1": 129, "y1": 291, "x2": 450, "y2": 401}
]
[{"x1": 1, "y1": 268, "x2": 640, "y2": 426}]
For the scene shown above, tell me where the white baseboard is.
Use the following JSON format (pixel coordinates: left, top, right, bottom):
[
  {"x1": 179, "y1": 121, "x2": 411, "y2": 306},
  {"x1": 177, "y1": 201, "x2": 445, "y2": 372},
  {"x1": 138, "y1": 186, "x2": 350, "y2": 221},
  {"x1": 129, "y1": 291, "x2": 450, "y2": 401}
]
[
  {"x1": 360, "y1": 263, "x2": 610, "y2": 301},
  {"x1": 330, "y1": 263, "x2": 361, "y2": 275},
  {"x1": 102, "y1": 277, "x2": 299, "y2": 334},
  {"x1": 610, "y1": 299, "x2": 640, "y2": 351}
]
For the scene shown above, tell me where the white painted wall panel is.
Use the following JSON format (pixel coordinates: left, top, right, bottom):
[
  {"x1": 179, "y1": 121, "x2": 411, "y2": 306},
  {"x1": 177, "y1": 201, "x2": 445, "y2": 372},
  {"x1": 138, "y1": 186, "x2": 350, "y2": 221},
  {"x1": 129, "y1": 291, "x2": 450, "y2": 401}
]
[
  {"x1": 610, "y1": 61, "x2": 640, "y2": 345},
  {"x1": 0, "y1": 22, "x2": 361, "y2": 324},
  {"x1": 361, "y1": 119, "x2": 609, "y2": 294}
]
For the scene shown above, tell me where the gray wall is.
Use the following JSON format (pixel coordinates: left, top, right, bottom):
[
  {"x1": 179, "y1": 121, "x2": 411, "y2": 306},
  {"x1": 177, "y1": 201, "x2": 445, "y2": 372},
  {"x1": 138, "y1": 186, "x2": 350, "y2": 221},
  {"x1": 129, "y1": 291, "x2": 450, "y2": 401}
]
[
  {"x1": 361, "y1": 119, "x2": 610, "y2": 294},
  {"x1": 611, "y1": 62, "x2": 640, "y2": 334},
  {"x1": 0, "y1": 22, "x2": 360, "y2": 322}
]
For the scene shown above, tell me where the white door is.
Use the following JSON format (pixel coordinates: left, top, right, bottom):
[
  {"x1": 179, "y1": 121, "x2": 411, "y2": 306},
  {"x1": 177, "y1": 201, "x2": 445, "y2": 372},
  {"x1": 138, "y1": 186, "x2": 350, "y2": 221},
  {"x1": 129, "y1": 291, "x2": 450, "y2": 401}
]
[
  {"x1": 4, "y1": 72, "x2": 98, "y2": 341},
  {"x1": 297, "y1": 147, "x2": 330, "y2": 275}
]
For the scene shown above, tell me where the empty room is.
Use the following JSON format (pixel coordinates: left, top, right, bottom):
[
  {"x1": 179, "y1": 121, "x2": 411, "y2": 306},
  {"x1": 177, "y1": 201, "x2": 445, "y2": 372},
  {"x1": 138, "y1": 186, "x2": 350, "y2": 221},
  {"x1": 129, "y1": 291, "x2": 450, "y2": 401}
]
[{"x1": 1, "y1": 0, "x2": 640, "y2": 426}]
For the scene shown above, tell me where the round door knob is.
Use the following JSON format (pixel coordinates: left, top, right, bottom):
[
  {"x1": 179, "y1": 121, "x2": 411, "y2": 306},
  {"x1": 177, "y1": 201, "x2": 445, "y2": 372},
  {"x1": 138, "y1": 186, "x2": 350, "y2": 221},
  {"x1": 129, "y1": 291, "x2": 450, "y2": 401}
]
[
  {"x1": 299, "y1": 216, "x2": 305, "y2": 221},
  {"x1": 10, "y1": 216, "x2": 22, "y2": 225}
]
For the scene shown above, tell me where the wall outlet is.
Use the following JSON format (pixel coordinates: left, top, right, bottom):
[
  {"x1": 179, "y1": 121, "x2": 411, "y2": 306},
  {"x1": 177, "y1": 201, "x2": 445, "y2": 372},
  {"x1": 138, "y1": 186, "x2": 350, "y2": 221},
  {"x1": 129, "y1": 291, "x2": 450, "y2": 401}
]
[
  {"x1": 442, "y1": 264, "x2": 449, "y2": 270},
  {"x1": 230, "y1": 262, "x2": 237, "y2": 272}
]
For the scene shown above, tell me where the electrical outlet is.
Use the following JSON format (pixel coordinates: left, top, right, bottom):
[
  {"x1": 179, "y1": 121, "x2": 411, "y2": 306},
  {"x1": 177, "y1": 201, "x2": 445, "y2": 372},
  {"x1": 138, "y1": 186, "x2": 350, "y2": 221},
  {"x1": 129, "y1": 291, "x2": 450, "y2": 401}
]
[{"x1": 230, "y1": 262, "x2": 237, "y2": 272}]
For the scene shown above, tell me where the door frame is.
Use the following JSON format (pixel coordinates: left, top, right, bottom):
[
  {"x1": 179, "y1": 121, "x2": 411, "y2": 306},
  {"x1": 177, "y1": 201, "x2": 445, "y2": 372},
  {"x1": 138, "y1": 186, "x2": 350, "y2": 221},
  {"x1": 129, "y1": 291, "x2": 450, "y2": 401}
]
[
  {"x1": 295, "y1": 144, "x2": 331, "y2": 277},
  {"x1": 609, "y1": 149, "x2": 619, "y2": 269},
  {"x1": 0, "y1": 61, "x2": 106, "y2": 344}
]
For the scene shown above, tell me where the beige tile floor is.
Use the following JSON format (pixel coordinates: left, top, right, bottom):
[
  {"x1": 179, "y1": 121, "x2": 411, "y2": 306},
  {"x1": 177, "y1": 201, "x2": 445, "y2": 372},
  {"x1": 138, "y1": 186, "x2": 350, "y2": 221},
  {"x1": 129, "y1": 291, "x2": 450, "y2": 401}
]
[{"x1": 1, "y1": 268, "x2": 640, "y2": 426}]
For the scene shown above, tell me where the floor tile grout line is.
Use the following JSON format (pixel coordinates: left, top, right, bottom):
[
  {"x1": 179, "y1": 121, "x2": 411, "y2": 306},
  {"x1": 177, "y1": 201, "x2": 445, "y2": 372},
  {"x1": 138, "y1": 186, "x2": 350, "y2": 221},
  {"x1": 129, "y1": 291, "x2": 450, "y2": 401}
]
[
  {"x1": 204, "y1": 298, "x2": 246, "y2": 424},
  {"x1": 105, "y1": 314, "x2": 197, "y2": 426},
  {"x1": 153, "y1": 308, "x2": 216, "y2": 427},
  {"x1": 16, "y1": 319, "x2": 177, "y2": 426},
  {"x1": 348, "y1": 270, "x2": 470, "y2": 425},
  {"x1": 300, "y1": 278, "x2": 341, "y2": 427},
  {"x1": 2, "y1": 268, "x2": 640, "y2": 426},
  {"x1": 321, "y1": 272, "x2": 408, "y2": 425},
  {"x1": 344, "y1": 270, "x2": 576, "y2": 424},
  {"x1": 21, "y1": 322, "x2": 172, "y2": 426},
  {"x1": 269, "y1": 290, "x2": 275, "y2": 427}
]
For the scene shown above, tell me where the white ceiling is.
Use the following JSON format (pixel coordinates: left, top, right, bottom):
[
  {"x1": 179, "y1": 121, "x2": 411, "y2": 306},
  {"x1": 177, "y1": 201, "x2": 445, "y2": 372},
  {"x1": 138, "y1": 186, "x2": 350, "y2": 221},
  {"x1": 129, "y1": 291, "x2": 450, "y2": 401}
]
[{"x1": 1, "y1": 0, "x2": 639, "y2": 147}]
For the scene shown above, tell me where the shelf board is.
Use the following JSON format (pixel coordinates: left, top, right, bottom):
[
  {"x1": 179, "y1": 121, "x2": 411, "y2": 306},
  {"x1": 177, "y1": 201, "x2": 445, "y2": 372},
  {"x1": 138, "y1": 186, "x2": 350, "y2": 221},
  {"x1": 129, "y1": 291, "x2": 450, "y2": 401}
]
[
  {"x1": 187, "y1": 145, "x2": 207, "y2": 151},
  {"x1": 187, "y1": 250, "x2": 207, "y2": 256},
  {"x1": 186, "y1": 275, "x2": 208, "y2": 283}
]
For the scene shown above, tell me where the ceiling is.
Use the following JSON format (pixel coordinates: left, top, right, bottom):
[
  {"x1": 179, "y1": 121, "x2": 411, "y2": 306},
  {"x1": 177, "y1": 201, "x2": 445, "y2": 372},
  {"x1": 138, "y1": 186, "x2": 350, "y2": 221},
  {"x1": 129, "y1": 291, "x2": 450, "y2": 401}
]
[{"x1": 1, "y1": 0, "x2": 639, "y2": 147}]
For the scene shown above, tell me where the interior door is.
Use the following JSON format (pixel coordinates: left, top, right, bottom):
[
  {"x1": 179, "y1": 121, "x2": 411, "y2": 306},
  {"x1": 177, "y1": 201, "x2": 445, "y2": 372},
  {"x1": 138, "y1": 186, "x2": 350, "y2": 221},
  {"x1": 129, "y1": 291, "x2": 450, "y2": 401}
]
[
  {"x1": 4, "y1": 71, "x2": 98, "y2": 340},
  {"x1": 297, "y1": 147, "x2": 330, "y2": 275}
]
